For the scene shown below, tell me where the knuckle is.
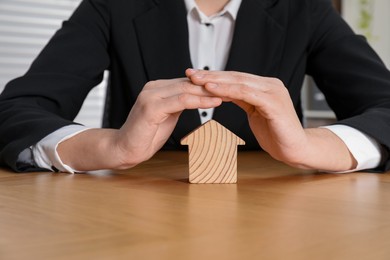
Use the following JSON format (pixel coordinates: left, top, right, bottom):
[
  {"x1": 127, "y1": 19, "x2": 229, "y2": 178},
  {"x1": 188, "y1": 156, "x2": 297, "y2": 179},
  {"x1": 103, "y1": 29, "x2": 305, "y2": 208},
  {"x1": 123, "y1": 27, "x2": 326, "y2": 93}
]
[
  {"x1": 144, "y1": 80, "x2": 157, "y2": 89},
  {"x1": 136, "y1": 91, "x2": 156, "y2": 114},
  {"x1": 239, "y1": 84, "x2": 252, "y2": 96},
  {"x1": 137, "y1": 90, "x2": 151, "y2": 103},
  {"x1": 178, "y1": 93, "x2": 191, "y2": 104},
  {"x1": 234, "y1": 74, "x2": 246, "y2": 85},
  {"x1": 179, "y1": 81, "x2": 192, "y2": 93},
  {"x1": 262, "y1": 78, "x2": 286, "y2": 94},
  {"x1": 270, "y1": 77, "x2": 284, "y2": 86}
]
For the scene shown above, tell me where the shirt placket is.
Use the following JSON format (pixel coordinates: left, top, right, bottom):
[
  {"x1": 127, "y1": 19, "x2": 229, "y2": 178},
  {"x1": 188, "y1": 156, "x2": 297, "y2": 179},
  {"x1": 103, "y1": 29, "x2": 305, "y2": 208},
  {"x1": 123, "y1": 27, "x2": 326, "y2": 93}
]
[{"x1": 197, "y1": 16, "x2": 215, "y2": 123}]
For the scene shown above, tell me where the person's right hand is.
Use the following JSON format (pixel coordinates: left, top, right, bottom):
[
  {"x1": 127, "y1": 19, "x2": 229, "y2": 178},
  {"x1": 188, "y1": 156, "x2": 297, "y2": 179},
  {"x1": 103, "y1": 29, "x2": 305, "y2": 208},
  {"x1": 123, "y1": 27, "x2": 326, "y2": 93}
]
[
  {"x1": 58, "y1": 78, "x2": 222, "y2": 171},
  {"x1": 115, "y1": 78, "x2": 222, "y2": 167}
]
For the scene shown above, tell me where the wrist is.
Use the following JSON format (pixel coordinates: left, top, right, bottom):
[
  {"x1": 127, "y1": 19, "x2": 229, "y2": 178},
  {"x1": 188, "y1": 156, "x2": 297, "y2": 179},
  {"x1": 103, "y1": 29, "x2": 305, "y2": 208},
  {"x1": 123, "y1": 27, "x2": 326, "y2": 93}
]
[
  {"x1": 289, "y1": 128, "x2": 357, "y2": 171},
  {"x1": 57, "y1": 128, "x2": 145, "y2": 171},
  {"x1": 111, "y1": 128, "x2": 157, "y2": 170}
]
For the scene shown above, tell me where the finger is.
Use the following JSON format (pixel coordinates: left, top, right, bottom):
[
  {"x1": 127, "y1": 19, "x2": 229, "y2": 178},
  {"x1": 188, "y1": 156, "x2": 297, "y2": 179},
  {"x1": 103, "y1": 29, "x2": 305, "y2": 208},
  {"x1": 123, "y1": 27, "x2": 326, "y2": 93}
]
[
  {"x1": 205, "y1": 81, "x2": 293, "y2": 119},
  {"x1": 157, "y1": 94, "x2": 222, "y2": 115},
  {"x1": 204, "y1": 82, "x2": 264, "y2": 107},
  {"x1": 185, "y1": 68, "x2": 197, "y2": 78},
  {"x1": 232, "y1": 100, "x2": 255, "y2": 114},
  {"x1": 188, "y1": 70, "x2": 264, "y2": 86},
  {"x1": 188, "y1": 70, "x2": 286, "y2": 100},
  {"x1": 143, "y1": 78, "x2": 188, "y2": 89},
  {"x1": 145, "y1": 79, "x2": 216, "y2": 99},
  {"x1": 189, "y1": 70, "x2": 260, "y2": 111}
]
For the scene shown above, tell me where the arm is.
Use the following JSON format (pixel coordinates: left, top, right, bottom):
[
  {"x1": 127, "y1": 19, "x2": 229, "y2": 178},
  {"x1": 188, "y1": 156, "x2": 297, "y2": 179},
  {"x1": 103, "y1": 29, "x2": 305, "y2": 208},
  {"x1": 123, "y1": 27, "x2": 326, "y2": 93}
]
[
  {"x1": 183, "y1": 1, "x2": 390, "y2": 172},
  {"x1": 57, "y1": 78, "x2": 222, "y2": 171},
  {"x1": 306, "y1": 0, "x2": 390, "y2": 171},
  {"x1": 0, "y1": 0, "x2": 110, "y2": 171}
]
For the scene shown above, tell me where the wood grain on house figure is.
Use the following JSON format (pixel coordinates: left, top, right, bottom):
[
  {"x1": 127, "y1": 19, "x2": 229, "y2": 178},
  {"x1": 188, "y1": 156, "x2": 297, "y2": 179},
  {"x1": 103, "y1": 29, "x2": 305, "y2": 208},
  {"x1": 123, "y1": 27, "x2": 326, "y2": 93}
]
[{"x1": 181, "y1": 120, "x2": 245, "y2": 184}]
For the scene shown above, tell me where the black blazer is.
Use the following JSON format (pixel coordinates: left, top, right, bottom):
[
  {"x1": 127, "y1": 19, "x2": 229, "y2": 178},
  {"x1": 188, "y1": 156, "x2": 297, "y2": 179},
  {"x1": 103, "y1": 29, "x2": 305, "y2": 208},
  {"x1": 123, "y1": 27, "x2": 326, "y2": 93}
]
[{"x1": 1, "y1": 0, "x2": 390, "y2": 171}]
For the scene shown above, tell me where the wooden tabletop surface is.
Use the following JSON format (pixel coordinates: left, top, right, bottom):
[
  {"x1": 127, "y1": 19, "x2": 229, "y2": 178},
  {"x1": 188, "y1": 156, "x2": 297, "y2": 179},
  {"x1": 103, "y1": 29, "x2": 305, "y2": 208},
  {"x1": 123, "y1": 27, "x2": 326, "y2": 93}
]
[{"x1": 1, "y1": 151, "x2": 390, "y2": 260}]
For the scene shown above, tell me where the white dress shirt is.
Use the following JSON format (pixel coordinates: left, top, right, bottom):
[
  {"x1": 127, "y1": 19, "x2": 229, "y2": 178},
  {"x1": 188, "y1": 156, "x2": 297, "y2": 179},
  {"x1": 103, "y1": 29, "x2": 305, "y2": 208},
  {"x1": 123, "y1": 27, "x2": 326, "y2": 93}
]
[
  {"x1": 20, "y1": 0, "x2": 382, "y2": 173},
  {"x1": 185, "y1": 0, "x2": 240, "y2": 123}
]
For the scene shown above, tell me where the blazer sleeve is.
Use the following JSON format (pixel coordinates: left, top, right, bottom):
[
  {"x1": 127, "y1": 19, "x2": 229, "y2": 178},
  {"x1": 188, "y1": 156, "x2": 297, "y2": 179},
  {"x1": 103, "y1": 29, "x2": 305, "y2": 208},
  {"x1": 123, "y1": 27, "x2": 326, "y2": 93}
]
[
  {"x1": 0, "y1": 0, "x2": 111, "y2": 171},
  {"x1": 306, "y1": 0, "x2": 390, "y2": 171}
]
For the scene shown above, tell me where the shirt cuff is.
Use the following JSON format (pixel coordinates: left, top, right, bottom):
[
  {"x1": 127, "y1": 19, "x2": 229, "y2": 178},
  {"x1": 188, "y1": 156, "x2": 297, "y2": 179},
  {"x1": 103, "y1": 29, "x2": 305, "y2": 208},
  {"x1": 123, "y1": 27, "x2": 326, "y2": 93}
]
[
  {"x1": 321, "y1": 124, "x2": 383, "y2": 172},
  {"x1": 32, "y1": 125, "x2": 90, "y2": 173}
]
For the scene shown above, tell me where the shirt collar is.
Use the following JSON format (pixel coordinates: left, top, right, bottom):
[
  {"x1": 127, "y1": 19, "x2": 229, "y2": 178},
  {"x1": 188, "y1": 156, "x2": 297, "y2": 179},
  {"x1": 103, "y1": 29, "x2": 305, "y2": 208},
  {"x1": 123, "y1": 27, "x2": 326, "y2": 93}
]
[{"x1": 184, "y1": 0, "x2": 242, "y2": 20}]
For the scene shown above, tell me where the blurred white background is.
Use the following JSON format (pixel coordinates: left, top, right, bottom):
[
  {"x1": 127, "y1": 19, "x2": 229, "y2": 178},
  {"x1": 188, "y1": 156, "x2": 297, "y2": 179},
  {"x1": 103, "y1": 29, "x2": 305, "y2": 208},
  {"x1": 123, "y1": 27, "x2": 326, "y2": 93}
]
[{"x1": 0, "y1": 0, "x2": 106, "y2": 127}]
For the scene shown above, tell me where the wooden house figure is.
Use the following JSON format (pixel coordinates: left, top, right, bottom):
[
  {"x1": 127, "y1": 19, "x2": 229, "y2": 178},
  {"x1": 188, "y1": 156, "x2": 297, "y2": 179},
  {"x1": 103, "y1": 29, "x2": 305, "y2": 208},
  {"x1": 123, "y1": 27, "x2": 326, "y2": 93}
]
[{"x1": 181, "y1": 120, "x2": 245, "y2": 184}]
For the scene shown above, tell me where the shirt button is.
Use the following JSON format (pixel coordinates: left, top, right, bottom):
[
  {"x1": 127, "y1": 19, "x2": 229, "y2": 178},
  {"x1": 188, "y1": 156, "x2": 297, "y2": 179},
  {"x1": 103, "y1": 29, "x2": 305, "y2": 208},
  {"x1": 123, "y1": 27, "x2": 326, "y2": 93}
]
[
  {"x1": 201, "y1": 111, "x2": 208, "y2": 117},
  {"x1": 203, "y1": 66, "x2": 209, "y2": 70}
]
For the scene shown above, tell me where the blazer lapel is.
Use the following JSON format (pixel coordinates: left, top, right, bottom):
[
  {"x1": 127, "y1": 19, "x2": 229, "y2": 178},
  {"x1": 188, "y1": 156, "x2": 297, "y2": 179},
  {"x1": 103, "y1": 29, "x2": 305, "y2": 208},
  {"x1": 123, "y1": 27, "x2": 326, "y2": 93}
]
[
  {"x1": 133, "y1": 0, "x2": 200, "y2": 142},
  {"x1": 214, "y1": 0, "x2": 286, "y2": 135},
  {"x1": 133, "y1": 0, "x2": 192, "y2": 80}
]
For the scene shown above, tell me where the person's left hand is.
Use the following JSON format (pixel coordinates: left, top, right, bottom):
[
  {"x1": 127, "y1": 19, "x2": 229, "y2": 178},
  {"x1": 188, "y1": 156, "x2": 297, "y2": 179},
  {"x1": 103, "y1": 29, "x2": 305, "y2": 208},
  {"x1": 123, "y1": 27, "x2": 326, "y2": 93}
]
[{"x1": 186, "y1": 69, "x2": 356, "y2": 171}]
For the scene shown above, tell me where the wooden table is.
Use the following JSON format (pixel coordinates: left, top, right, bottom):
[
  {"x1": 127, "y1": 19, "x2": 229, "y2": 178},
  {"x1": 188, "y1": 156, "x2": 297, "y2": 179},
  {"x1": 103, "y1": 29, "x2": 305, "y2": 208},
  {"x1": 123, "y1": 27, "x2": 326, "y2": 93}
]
[{"x1": 1, "y1": 151, "x2": 390, "y2": 260}]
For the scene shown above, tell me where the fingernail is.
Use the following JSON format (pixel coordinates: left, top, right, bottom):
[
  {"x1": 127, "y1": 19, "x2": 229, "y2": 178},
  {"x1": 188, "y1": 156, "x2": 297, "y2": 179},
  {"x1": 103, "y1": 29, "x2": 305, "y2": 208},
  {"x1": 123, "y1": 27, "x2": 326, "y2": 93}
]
[{"x1": 186, "y1": 68, "x2": 197, "y2": 75}]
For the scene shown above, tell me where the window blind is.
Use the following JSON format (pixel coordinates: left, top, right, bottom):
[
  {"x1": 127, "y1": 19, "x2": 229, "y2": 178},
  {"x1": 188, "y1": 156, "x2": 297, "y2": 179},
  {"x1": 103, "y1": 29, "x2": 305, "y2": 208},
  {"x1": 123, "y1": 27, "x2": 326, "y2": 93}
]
[{"x1": 0, "y1": 0, "x2": 107, "y2": 127}]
